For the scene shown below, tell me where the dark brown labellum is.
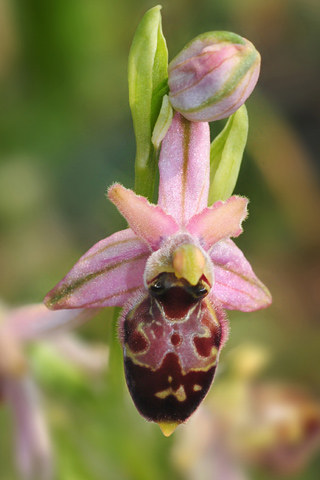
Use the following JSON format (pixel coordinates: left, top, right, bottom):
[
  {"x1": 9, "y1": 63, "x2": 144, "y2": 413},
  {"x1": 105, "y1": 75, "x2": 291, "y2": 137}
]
[{"x1": 120, "y1": 273, "x2": 222, "y2": 425}]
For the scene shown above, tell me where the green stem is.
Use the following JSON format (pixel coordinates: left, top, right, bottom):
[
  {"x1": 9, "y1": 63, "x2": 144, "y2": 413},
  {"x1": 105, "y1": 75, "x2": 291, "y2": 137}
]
[
  {"x1": 134, "y1": 147, "x2": 159, "y2": 200},
  {"x1": 107, "y1": 307, "x2": 125, "y2": 399}
]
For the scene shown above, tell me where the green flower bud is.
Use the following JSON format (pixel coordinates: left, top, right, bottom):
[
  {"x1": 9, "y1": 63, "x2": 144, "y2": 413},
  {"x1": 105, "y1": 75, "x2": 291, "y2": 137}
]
[{"x1": 168, "y1": 31, "x2": 260, "y2": 122}]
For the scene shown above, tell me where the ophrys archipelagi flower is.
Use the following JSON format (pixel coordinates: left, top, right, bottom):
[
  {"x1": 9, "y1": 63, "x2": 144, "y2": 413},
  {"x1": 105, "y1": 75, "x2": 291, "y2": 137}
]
[{"x1": 45, "y1": 113, "x2": 271, "y2": 435}]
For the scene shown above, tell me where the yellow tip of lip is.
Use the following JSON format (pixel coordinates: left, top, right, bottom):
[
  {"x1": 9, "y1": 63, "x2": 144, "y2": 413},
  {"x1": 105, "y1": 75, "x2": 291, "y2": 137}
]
[{"x1": 157, "y1": 421, "x2": 180, "y2": 437}]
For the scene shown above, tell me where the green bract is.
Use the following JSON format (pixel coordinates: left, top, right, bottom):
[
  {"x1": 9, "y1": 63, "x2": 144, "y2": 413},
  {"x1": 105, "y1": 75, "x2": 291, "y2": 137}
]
[
  {"x1": 128, "y1": 5, "x2": 169, "y2": 200},
  {"x1": 209, "y1": 104, "x2": 248, "y2": 203},
  {"x1": 151, "y1": 95, "x2": 173, "y2": 149}
]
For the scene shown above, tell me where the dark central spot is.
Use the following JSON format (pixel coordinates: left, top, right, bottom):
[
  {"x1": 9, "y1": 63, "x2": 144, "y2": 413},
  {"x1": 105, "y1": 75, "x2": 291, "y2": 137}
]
[
  {"x1": 171, "y1": 333, "x2": 182, "y2": 346},
  {"x1": 127, "y1": 331, "x2": 148, "y2": 353}
]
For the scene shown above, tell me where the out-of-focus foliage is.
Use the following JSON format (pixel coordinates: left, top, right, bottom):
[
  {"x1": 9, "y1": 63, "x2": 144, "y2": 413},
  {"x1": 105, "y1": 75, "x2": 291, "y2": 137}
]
[
  {"x1": 173, "y1": 344, "x2": 320, "y2": 480},
  {"x1": 0, "y1": 0, "x2": 319, "y2": 479}
]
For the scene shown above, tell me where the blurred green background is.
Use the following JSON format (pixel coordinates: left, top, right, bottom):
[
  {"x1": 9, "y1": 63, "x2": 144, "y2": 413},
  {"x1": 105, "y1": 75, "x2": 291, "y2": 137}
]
[{"x1": 0, "y1": 0, "x2": 320, "y2": 479}]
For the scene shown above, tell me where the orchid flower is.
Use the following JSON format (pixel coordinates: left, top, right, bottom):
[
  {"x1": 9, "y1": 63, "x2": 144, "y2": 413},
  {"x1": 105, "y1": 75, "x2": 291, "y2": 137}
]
[
  {"x1": 0, "y1": 302, "x2": 104, "y2": 479},
  {"x1": 44, "y1": 112, "x2": 271, "y2": 436}
]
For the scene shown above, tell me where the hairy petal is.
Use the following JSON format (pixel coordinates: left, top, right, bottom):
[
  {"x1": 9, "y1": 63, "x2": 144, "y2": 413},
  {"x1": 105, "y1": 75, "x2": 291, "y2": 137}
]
[
  {"x1": 158, "y1": 112, "x2": 210, "y2": 225},
  {"x1": 44, "y1": 229, "x2": 150, "y2": 309},
  {"x1": 210, "y1": 239, "x2": 272, "y2": 311},
  {"x1": 108, "y1": 184, "x2": 179, "y2": 250},
  {"x1": 187, "y1": 196, "x2": 248, "y2": 249},
  {"x1": 3, "y1": 375, "x2": 53, "y2": 480}
]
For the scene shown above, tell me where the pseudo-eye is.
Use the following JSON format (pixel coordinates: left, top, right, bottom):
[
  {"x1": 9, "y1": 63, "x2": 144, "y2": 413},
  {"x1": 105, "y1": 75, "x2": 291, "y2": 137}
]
[{"x1": 119, "y1": 243, "x2": 226, "y2": 436}]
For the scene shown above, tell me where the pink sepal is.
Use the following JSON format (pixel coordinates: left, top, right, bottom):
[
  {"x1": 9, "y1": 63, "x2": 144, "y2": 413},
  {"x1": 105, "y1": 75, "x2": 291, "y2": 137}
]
[
  {"x1": 158, "y1": 113, "x2": 210, "y2": 225},
  {"x1": 44, "y1": 229, "x2": 149, "y2": 309},
  {"x1": 210, "y1": 239, "x2": 272, "y2": 311}
]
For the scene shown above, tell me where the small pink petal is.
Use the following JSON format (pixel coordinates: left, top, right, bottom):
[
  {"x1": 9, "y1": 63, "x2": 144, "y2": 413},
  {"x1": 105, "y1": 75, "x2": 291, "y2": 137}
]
[
  {"x1": 210, "y1": 239, "x2": 272, "y2": 311},
  {"x1": 187, "y1": 196, "x2": 248, "y2": 248},
  {"x1": 5, "y1": 304, "x2": 98, "y2": 340},
  {"x1": 44, "y1": 229, "x2": 150, "y2": 309},
  {"x1": 108, "y1": 184, "x2": 179, "y2": 249},
  {"x1": 158, "y1": 112, "x2": 210, "y2": 225}
]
